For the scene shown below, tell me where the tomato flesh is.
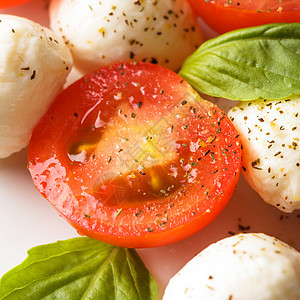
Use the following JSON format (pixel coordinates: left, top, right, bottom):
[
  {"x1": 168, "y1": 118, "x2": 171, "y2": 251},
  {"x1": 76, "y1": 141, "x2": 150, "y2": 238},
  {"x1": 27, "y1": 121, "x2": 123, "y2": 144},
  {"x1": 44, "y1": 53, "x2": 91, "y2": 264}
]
[
  {"x1": 28, "y1": 62, "x2": 241, "y2": 248},
  {"x1": 0, "y1": 0, "x2": 32, "y2": 9},
  {"x1": 189, "y1": 0, "x2": 300, "y2": 34}
]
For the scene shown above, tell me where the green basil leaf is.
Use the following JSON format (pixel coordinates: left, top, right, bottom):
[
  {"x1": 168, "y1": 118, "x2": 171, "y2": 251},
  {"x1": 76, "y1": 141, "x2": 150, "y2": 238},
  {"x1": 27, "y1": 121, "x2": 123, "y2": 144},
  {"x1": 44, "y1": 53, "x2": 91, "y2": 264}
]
[
  {"x1": 179, "y1": 23, "x2": 300, "y2": 101},
  {"x1": 0, "y1": 237, "x2": 158, "y2": 300}
]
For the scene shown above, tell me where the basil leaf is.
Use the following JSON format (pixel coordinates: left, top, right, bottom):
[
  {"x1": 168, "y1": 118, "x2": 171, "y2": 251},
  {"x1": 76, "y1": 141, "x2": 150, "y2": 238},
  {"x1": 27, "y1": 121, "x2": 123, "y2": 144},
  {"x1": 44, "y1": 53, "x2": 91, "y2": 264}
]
[
  {"x1": 0, "y1": 237, "x2": 158, "y2": 300},
  {"x1": 179, "y1": 23, "x2": 300, "y2": 101}
]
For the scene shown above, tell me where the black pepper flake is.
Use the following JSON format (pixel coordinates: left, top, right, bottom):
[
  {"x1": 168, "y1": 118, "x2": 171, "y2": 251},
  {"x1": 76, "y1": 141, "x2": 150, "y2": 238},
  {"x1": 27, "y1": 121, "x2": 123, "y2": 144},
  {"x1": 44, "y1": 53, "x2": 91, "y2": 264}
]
[
  {"x1": 204, "y1": 150, "x2": 210, "y2": 156},
  {"x1": 30, "y1": 70, "x2": 36, "y2": 80},
  {"x1": 74, "y1": 112, "x2": 78, "y2": 117},
  {"x1": 251, "y1": 158, "x2": 262, "y2": 170},
  {"x1": 131, "y1": 112, "x2": 137, "y2": 118},
  {"x1": 181, "y1": 100, "x2": 187, "y2": 106},
  {"x1": 238, "y1": 224, "x2": 250, "y2": 231},
  {"x1": 190, "y1": 106, "x2": 196, "y2": 113},
  {"x1": 209, "y1": 136, "x2": 217, "y2": 144},
  {"x1": 135, "y1": 210, "x2": 143, "y2": 217},
  {"x1": 139, "y1": 171, "x2": 146, "y2": 175},
  {"x1": 147, "y1": 228, "x2": 154, "y2": 232},
  {"x1": 137, "y1": 101, "x2": 143, "y2": 108},
  {"x1": 150, "y1": 57, "x2": 158, "y2": 64},
  {"x1": 130, "y1": 51, "x2": 135, "y2": 59}
]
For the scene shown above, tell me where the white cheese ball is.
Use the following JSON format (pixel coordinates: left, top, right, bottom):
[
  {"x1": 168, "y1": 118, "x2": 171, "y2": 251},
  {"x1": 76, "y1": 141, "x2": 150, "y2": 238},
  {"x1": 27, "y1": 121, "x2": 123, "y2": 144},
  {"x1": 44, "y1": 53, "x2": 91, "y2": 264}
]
[
  {"x1": 228, "y1": 97, "x2": 300, "y2": 212},
  {"x1": 0, "y1": 15, "x2": 73, "y2": 159},
  {"x1": 49, "y1": 0, "x2": 203, "y2": 73},
  {"x1": 163, "y1": 233, "x2": 300, "y2": 300}
]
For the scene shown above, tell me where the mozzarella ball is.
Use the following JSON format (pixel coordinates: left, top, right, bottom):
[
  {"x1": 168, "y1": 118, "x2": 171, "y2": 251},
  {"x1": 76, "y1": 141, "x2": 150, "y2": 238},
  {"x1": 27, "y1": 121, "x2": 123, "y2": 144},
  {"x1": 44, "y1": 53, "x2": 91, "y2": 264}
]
[
  {"x1": 163, "y1": 233, "x2": 300, "y2": 300},
  {"x1": 228, "y1": 98, "x2": 300, "y2": 212},
  {"x1": 0, "y1": 15, "x2": 73, "y2": 159},
  {"x1": 49, "y1": 0, "x2": 203, "y2": 74}
]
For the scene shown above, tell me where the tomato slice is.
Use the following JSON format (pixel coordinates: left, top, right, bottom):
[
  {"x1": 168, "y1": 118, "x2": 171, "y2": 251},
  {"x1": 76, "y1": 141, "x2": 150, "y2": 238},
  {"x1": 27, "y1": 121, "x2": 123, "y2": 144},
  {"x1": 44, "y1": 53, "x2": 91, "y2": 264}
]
[
  {"x1": 28, "y1": 62, "x2": 241, "y2": 248},
  {"x1": 189, "y1": 0, "x2": 300, "y2": 34},
  {"x1": 0, "y1": 0, "x2": 32, "y2": 9}
]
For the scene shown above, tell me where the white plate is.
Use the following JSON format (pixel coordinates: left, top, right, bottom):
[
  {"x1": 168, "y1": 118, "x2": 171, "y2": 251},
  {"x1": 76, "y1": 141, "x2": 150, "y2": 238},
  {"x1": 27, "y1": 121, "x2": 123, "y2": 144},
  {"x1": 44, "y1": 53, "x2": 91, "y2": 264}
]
[{"x1": 1, "y1": 1, "x2": 300, "y2": 299}]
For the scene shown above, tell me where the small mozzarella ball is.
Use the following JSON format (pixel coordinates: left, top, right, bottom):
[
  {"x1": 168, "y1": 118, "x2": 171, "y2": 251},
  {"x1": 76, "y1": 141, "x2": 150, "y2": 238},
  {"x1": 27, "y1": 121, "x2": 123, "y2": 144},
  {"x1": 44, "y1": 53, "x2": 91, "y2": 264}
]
[
  {"x1": 163, "y1": 233, "x2": 300, "y2": 300},
  {"x1": 49, "y1": 0, "x2": 203, "y2": 74},
  {"x1": 0, "y1": 15, "x2": 73, "y2": 159},
  {"x1": 228, "y1": 98, "x2": 300, "y2": 212}
]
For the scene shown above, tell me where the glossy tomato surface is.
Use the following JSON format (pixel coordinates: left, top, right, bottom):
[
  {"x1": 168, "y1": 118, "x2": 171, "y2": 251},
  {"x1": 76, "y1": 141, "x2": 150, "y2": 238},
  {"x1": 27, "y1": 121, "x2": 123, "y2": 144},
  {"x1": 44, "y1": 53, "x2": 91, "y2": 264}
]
[
  {"x1": 28, "y1": 62, "x2": 241, "y2": 248},
  {"x1": 0, "y1": 0, "x2": 32, "y2": 9},
  {"x1": 189, "y1": 0, "x2": 300, "y2": 34}
]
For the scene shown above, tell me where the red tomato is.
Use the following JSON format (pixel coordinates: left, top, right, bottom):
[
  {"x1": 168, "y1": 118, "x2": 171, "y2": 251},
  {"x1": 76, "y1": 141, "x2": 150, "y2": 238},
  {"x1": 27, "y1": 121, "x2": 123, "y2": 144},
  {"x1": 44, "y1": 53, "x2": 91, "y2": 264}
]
[
  {"x1": 189, "y1": 0, "x2": 300, "y2": 34},
  {"x1": 28, "y1": 62, "x2": 241, "y2": 248},
  {"x1": 0, "y1": 0, "x2": 32, "y2": 9}
]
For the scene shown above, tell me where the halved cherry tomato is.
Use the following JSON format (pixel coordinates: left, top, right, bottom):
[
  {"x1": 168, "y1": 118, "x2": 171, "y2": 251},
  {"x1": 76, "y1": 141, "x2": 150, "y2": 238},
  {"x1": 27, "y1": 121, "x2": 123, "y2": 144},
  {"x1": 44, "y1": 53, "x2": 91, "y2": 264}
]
[
  {"x1": 0, "y1": 0, "x2": 32, "y2": 9},
  {"x1": 28, "y1": 62, "x2": 241, "y2": 248},
  {"x1": 189, "y1": 0, "x2": 300, "y2": 34}
]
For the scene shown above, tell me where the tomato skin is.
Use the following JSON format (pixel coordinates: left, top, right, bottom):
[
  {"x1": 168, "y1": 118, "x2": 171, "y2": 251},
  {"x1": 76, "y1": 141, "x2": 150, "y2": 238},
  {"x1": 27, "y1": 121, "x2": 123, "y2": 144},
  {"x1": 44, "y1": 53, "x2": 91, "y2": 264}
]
[
  {"x1": 0, "y1": 0, "x2": 32, "y2": 9},
  {"x1": 189, "y1": 0, "x2": 300, "y2": 34},
  {"x1": 28, "y1": 62, "x2": 241, "y2": 248}
]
